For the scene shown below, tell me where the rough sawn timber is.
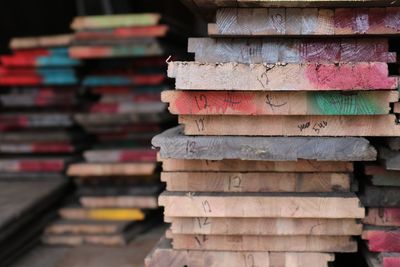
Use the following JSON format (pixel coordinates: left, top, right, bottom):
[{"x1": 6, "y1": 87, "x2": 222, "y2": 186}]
[{"x1": 152, "y1": 126, "x2": 377, "y2": 161}]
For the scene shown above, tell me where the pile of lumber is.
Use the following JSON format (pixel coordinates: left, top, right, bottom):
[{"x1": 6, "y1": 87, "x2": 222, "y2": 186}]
[
  {"x1": 360, "y1": 138, "x2": 400, "y2": 267},
  {"x1": 146, "y1": 1, "x2": 400, "y2": 267},
  {"x1": 42, "y1": 13, "x2": 176, "y2": 246},
  {"x1": 0, "y1": 35, "x2": 82, "y2": 179}
]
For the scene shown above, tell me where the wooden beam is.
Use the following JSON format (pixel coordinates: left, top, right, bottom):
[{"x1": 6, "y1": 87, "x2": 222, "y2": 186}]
[
  {"x1": 59, "y1": 207, "x2": 145, "y2": 221},
  {"x1": 45, "y1": 219, "x2": 131, "y2": 235},
  {"x1": 364, "y1": 208, "x2": 400, "y2": 227},
  {"x1": 159, "y1": 192, "x2": 365, "y2": 218},
  {"x1": 84, "y1": 149, "x2": 157, "y2": 163},
  {"x1": 161, "y1": 172, "x2": 351, "y2": 192},
  {"x1": 360, "y1": 185, "x2": 400, "y2": 207},
  {"x1": 378, "y1": 147, "x2": 400, "y2": 170},
  {"x1": 160, "y1": 158, "x2": 354, "y2": 172},
  {"x1": 70, "y1": 14, "x2": 161, "y2": 30},
  {"x1": 364, "y1": 165, "x2": 400, "y2": 186},
  {"x1": 80, "y1": 196, "x2": 158, "y2": 209},
  {"x1": 167, "y1": 232, "x2": 357, "y2": 252},
  {"x1": 168, "y1": 217, "x2": 362, "y2": 235},
  {"x1": 145, "y1": 237, "x2": 335, "y2": 267},
  {"x1": 67, "y1": 163, "x2": 156, "y2": 176},
  {"x1": 168, "y1": 62, "x2": 397, "y2": 91},
  {"x1": 162, "y1": 90, "x2": 398, "y2": 115},
  {"x1": 188, "y1": 38, "x2": 396, "y2": 63},
  {"x1": 209, "y1": 7, "x2": 400, "y2": 36},
  {"x1": 179, "y1": 114, "x2": 400, "y2": 136}
]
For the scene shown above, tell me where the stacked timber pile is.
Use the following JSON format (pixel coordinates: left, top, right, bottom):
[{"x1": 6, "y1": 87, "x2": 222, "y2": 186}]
[
  {"x1": 42, "y1": 13, "x2": 174, "y2": 246},
  {"x1": 145, "y1": 2, "x2": 400, "y2": 267},
  {"x1": 360, "y1": 138, "x2": 400, "y2": 266},
  {"x1": 0, "y1": 35, "x2": 78, "y2": 264},
  {"x1": 0, "y1": 34, "x2": 81, "y2": 179}
]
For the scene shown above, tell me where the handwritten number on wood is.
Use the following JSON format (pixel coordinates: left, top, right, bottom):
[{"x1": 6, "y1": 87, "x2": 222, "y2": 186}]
[
  {"x1": 228, "y1": 175, "x2": 242, "y2": 191},
  {"x1": 194, "y1": 235, "x2": 208, "y2": 247},
  {"x1": 202, "y1": 200, "x2": 212, "y2": 213},
  {"x1": 195, "y1": 118, "x2": 205, "y2": 132},
  {"x1": 194, "y1": 94, "x2": 209, "y2": 110},
  {"x1": 196, "y1": 217, "x2": 211, "y2": 228},
  {"x1": 243, "y1": 254, "x2": 257, "y2": 267},
  {"x1": 186, "y1": 141, "x2": 196, "y2": 154}
]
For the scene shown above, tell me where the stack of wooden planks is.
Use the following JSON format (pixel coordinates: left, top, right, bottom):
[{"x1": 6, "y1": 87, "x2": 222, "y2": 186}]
[
  {"x1": 146, "y1": 1, "x2": 400, "y2": 267},
  {"x1": 42, "y1": 13, "x2": 175, "y2": 246},
  {"x1": 0, "y1": 35, "x2": 82, "y2": 179},
  {"x1": 360, "y1": 138, "x2": 400, "y2": 267}
]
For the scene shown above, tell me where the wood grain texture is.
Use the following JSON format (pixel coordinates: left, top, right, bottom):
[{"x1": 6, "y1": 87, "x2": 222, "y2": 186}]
[
  {"x1": 209, "y1": 8, "x2": 400, "y2": 36},
  {"x1": 364, "y1": 208, "x2": 400, "y2": 227},
  {"x1": 67, "y1": 163, "x2": 156, "y2": 176},
  {"x1": 159, "y1": 192, "x2": 365, "y2": 218},
  {"x1": 168, "y1": 217, "x2": 362, "y2": 235},
  {"x1": 163, "y1": 90, "x2": 398, "y2": 115},
  {"x1": 161, "y1": 172, "x2": 351, "y2": 192},
  {"x1": 152, "y1": 126, "x2": 377, "y2": 161},
  {"x1": 168, "y1": 62, "x2": 397, "y2": 91},
  {"x1": 167, "y1": 232, "x2": 357, "y2": 252},
  {"x1": 160, "y1": 158, "x2": 354, "y2": 172},
  {"x1": 145, "y1": 237, "x2": 334, "y2": 267},
  {"x1": 179, "y1": 114, "x2": 400, "y2": 136},
  {"x1": 189, "y1": 38, "x2": 396, "y2": 63},
  {"x1": 363, "y1": 227, "x2": 400, "y2": 252}
]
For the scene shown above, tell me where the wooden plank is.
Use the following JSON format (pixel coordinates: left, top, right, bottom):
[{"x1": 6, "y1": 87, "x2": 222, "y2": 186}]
[
  {"x1": 209, "y1": 7, "x2": 400, "y2": 36},
  {"x1": 42, "y1": 234, "x2": 128, "y2": 246},
  {"x1": 179, "y1": 114, "x2": 400, "y2": 136},
  {"x1": 188, "y1": 38, "x2": 396, "y2": 63},
  {"x1": 159, "y1": 192, "x2": 365, "y2": 218},
  {"x1": 84, "y1": 149, "x2": 157, "y2": 163},
  {"x1": 10, "y1": 34, "x2": 73, "y2": 49},
  {"x1": 167, "y1": 232, "x2": 357, "y2": 252},
  {"x1": 386, "y1": 137, "x2": 400, "y2": 151},
  {"x1": 74, "y1": 113, "x2": 169, "y2": 126},
  {"x1": 74, "y1": 25, "x2": 168, "y2": 40},
  {"x1": 71, "y1": 14, "x2": 162, "y2": 30},
  {"x1": 169, "y1": 217, "x2": 362, "y2": 235},
  {"x1": 80, "y1": 196, "x2": 158, "y2": 209},
  {"x1": 67, "y1": 163, "x2": 156, "y2": 177},
  {"x1": 168, "y1": 62, "x2": 397, "y2": 91},
  {"x1": 363, "y1": 226, "x2": 400, "y2": 252},
  {"x1": 363, "y1": 248, "x2": 400, "y2": 267},
  {"x1": 364, "y1": 208, "x2": 400, "y2": 227},
  {"x1": 145, "y1": 237, "x2": 335, "y2": 267},
  {"x1": 364, "y1": 165, "x2": 400, "y2": 186},
  {"x1": 59, "y1": 208, "x2": 145, "y2": 221},
  {"x1": 160, "y1": 158, "x2": 354, "y2": 172},
  {"x1": 152, "y1": 126, "x2": 377, "y2": 161},
  {"x1": 45, "y1": 220, "x2": 132, "y2": 235},
  {"x1": 379, "y1": 147, "x2": 400, "y2": 170},
  {"x1": 161, "y1": 172, "x2": 351, "y2": 192},
  {"x1": 163, "y1": 90, "x2": 398, "y2": 115},
  {"x1": 360, "y1": 185, "x2": 400, "y2": 207}
]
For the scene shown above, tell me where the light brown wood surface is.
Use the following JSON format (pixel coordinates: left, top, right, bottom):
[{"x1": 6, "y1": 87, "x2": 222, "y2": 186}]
[
  {"x1": 160, "y1": 157, "x2": 354, "y2": 172},
  {"x1": 179, "y1": 114, "x2": 400, "y2": 136},
  {"x1": 67, "y1": 163, "x2": 156, "y2": 176},
  {"x1": 168, "y1": 217, "x2": 362, "y2": 235},
  {"x1": 161, "y1": 172, "x2": 351, "y2": 192},
  {"x1": 159, "y1": 192, "x2": 365, "y2": 219},
  {"x1": 80, "y1": 196, "x2": 158, "y2": 209}
]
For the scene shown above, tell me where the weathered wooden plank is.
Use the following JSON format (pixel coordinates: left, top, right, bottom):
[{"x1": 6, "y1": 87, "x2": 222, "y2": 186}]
[
  {"x1": 386, "y1": 137, "x2": 400, "y2": 151},
  {"x1": 168, "y1": 217, "x2": 362, "y2": 235},
  {"x1": 209, "y1": 8, "x2": 400, "y2": 36},
  {"x1": 163, "y1": 90, "x2": 398, "y2": 115},
  {"x1": 363, "y1": 226, "x2": 400, "y2": 252},
  {"x1": 0, "y1": 158, "x2": 68, "y2": 173},
  {"x1": 74, "y1": 113, "x2": 169, "y2": 126},
  {"x1": 152, "y1": 126, "x2": 377, "y2": 161},
  {"x1": 179, "y1": 114, "x2": 400, "y2": 136},
  {"x1": 168, "y1": 62, "x2": 397, "y2": 91},
  {"x1": 160, "y1": 157, "x2": 354, "y2": 172},
  {"x1": 363, "y1": 248, "x2": 400, "y2": 267},
  {"x1": 45, "y1": 220, "x2": 132, "y2": 235},
  {"x1": 145, "y1": 237, "x2": 334, "y2": 267},
  {"x1": 42, "y1": 234, "x2": 128, "y2": 246},
  {"x1": 364, "y1": 165, "x2": 400, "y2": 186},
  {"x1": 167, "y1": 232, "x2": 357, "y2": 252},
  {"x1": 75, "y1": 25, "x2": 168, "y2": 40},
  {"x1": 360, "y1": 185, "x2": 400, "y2": 207},
  {"x1": 67, "y1": 163, "x2": 156, "y2": 177},
  {"x1": 10, "y1": 34, "x2": 73, "y2": 49},
  {"x1": 188, "y1": 38, "x2": 396, "y2": 63},
  {"x1": 159, "y1": 192, "x2": 365, "y2": 218},
  {"x1": 161, "y1": 172, "x2": 351, "y2": 192},
  {"x1": 71, "y1": 14, "x2": 161, "y2": 30},
  {"x1": 364, "y1": 208, "x2": 400, "y2": 227},
  {"x1": 84, "y1": 149, "x2": 157, "y2": 163}
]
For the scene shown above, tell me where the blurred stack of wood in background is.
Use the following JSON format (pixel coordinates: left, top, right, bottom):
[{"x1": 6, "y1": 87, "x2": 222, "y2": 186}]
[
  {"x1": 42, "y1": 12, "x2": 184, "y2": 246},
  {"x1": 0, "y1": 34, "x2": 81, "y2": 263}
]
